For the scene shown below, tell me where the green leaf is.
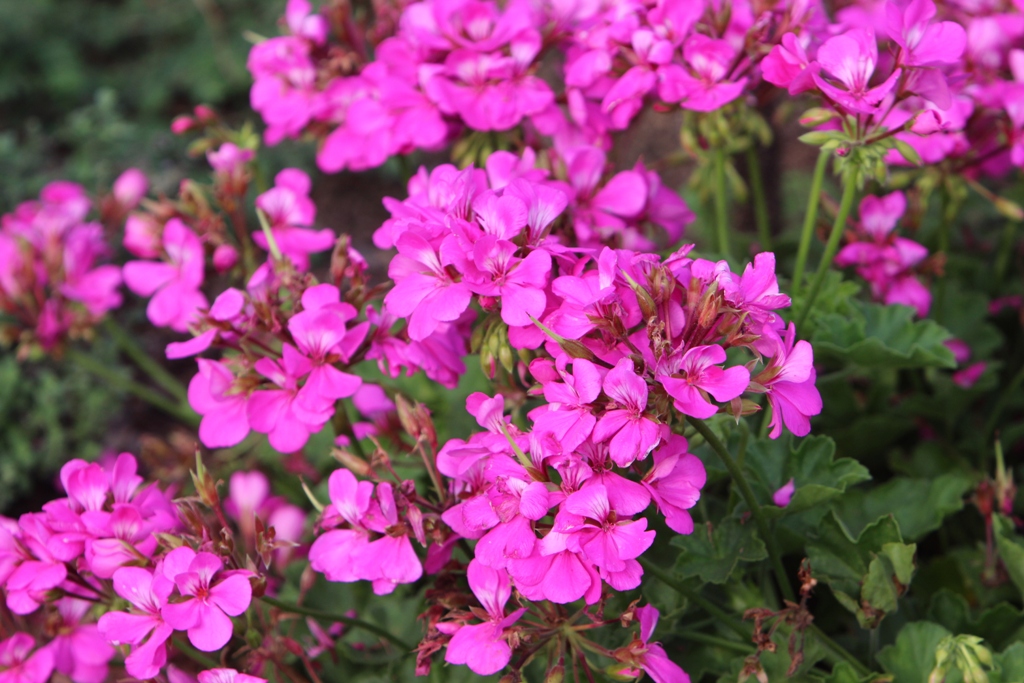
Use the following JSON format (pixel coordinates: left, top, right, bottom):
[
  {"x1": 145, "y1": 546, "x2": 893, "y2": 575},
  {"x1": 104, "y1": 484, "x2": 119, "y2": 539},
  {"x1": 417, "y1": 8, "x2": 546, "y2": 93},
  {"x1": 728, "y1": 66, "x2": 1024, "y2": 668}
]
[
  {"x1": 743, "y1": 435, "x2": 871, "y2": 519},
  {"x1": 671, "y1": 517, "x2": 768, "y2": 584},
  {"x1": 821, "y1": 662, "x2": 879, "y2": 683},
  {"x1": 994, "y1": 514, "x2": 1024, "y2": 602},
  {"x1": 835, "y1": 474, "x2": 975, "y2": 542},
  {"x1": 807, "y1": 513, "x2": 916, "y2": 628},
  {"x1": 810, "y1": 300, "x2": 956, "y2": 369},
  {"x1": 876, "y1": 621, "x2": 953, "y2": 683},
  {"x1": 927, "y1": 590, "x2": 1024, "y2": 652},
  {"x1": 893, "y1": 138, "x2": 922, "y2": 166},
  {"x1": 993, "y1": 642, "x2": 1024, "y2": 683}
]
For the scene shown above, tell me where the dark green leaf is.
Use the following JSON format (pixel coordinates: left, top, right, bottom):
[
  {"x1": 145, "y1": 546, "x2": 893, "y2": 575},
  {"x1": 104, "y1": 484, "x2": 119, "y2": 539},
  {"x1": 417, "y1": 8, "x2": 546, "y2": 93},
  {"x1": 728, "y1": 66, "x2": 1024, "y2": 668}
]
[
  {"x1": 811, "y1": 300, "x2": 956, "y2": 369},
  {"x1": 835, "y1": 474, "x2": 975, "y2": 542},
  {"x1": 743, "y1": 435, "x2": 871, "y2": 519},
  {"x1": 671, "y1": 517, "x2": 768, "y2": 584},
  {"x1": 994, "y1": 514, "x2": 1024, "y2": 602}
]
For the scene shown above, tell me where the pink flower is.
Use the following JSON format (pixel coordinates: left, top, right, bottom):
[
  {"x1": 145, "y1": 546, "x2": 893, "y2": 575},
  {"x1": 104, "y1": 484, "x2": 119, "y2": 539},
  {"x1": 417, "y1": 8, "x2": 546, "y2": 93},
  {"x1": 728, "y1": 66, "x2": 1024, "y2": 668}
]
[
  {"x1": 755, "y1": 324, "x2": 822, "y2": 439},
  {"x1": 384, "y1": 233, "x2": 473, "y2": 341},
  {"x1": 98, "y1": 567, "x2": 175, "y2": 680},
  {"x1": 633, "y1": 605, "x2": 690, "y2": 683},
  {"x1": 642, "y1": 435, "x2": 705, "y2": 535},
  {"x1": 248, "y1": 345, "x2": 329, "y2": 453},
  {"x1": 773, "y1": 479, "x2": 796, "y2": 507},
  {"x1": 4, "y1": 515, "x2": 68, "y2": 614},
  {"x1": 658, "y1": 345, "x2": 750, "y2": 419},
  {"x1": 112, "y1": 169, "x2": 148, "y2": 211},
  {"x1": 530, "y1": 358, "x2": 603, "y2": 451},
  {"x1": 762, "y1": 33, "x2": 816, "y2": 95},
  {"x1": 886, "y1": 0, "x2": 966, "y2": 67},
  {"x1": 189, "y1": 360, "x2": 251, "y2": 449},
  {"x1": 658, "y1": 35, "x2": 748, "y2": 112},
  {"x1": 310, "y1": 469, "x2": 375, "y2": 581},
  {"x1": 207, "y1": 143, "x2": 254, "y2": 176},
  {"x1": 460, "y1": 237, "x2": 551, "y2": 326},
  {"x1": 593, "y1": 359, "x2": 661, "y2": 467},
  {"x1": 160, "y1": 547, "x2": 253, "y2": 652},
  {"x1": 122, "y1": 218, "x2": 208, "y2": 332},
  {"x1": 254, "y1": 169, "x2": 335, "y2": 270},
  {"x1": 45, "y1": 598, "x2": 115, "y2": 683},
  {"x1": 198, "y1": 669, "x2": 267, "y2": 683},
  {"x1": 555, "y1": 484, "x2": 655, "y2": 590},
  {"x1": 812, "y1": 29, "x2": 901, "y2": 114},
  {"x1": 0, "y1": 634, "x2": 54, "y2": 683},
  {"x1": 440, "y1": 561, "x2": 526, "y2": 676}
]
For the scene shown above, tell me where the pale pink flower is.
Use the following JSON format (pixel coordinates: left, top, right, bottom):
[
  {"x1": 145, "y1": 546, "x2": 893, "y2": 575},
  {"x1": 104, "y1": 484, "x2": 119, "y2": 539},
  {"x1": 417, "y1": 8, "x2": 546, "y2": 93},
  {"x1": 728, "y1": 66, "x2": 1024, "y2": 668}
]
[{"x1": 812, "y1": 29, "x2": 901, "y2": 114}]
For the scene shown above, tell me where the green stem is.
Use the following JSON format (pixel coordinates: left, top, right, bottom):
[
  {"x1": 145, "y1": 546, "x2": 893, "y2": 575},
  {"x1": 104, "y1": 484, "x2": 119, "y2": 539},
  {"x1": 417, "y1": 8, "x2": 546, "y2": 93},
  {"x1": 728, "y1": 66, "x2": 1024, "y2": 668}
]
[
  {"x1": 796, "y1": 169, "x2": 858, "y2": 331},
  {"x1": 746, "y1": 146, "x2": 772, "y2": 252},
  {"x1": 687, "y1": 417, "x2": 795, "y2": 603},
  {"x1": 104, "y1": 318, "x2": 188, "y2": 402},
  {"x1": 676, "y1": 630, "x2": 752, "y2": 654},
  {"x1": 810, "y1": 625, "x2": 873, "y2": 677},
  {"x1": 995, "y1": 220, "x2": 1019, "y2": 284},
  {"x1": 638, "y1": 557, "x2": 750, "y2": 640},
  {"x1": 713, "y1": 148, "x2": 732, "y2": 260},
  {"x1": 934, "y1": 190, "x2": 954, "y2": 324},
  {"x1": 792, "y1": 150, "x2": 831, "y2": 299},
  {"x1": 260, "y1": 596, "x2": 414, "y2": 651},
  {"x1": 983, "y1": 362, "x2": 1024, "y2": 441},
  {"x1": 173, "y1": 637, "x2": 221, "y2": 669},
  {"x1": 67, "y1": 348, "x2": 199, "y2": 426}
]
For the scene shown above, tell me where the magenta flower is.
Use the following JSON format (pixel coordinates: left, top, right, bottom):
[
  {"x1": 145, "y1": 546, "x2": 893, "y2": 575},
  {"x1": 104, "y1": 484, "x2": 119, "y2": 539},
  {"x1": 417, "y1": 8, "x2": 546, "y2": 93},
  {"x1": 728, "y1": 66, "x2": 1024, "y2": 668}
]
[
  {"x1": 309, "y1": 469, "x2": 375, "y2": 583},
  {"x1": 556, "y1": 484, "x2": 655, "y2": 590},
  {"x1": 112, "y1": 168, "x2": 148, "y2": 211},
  {"x1": 812, "y1": 29, "x2": 901, "y2": 114},
  {"x1": 461, "y1": 237, "x2": 551, "y2": 326},
  {"x1": 592, "y1": 358, "x2": 661, "y2": 467},
  {"x1": 658, "y1": 345, "x2": 750, "y2": 419},
  {"x1": 253, "y1": 169, "x2": 335, "y2": 270},
  {"x1": 354, "y1": 482, "x2": 424, "y2": 595},
  {"x1": 197, "y1": 669, "x2": 267, "y2": 683},
  {"x1": 0, "y1": 634, "x2": 54, "y2": 683},
  {"x1": 189, "y1": 360, "x2": 251, "y2": 449},
  {"x1": 440, "y1": 561, "x2": 526, "y2": 676},
  {"x1": 248, "y1": 345, "x2": 329, "y2": 453},
  {"x1": 642, "y1": 435, "x2": 705, "y2": 535},
  {"x1": 530, "y1": 358, "x2": 603, "y2": 451},
  {"x1": 762, "y1": 33, "x2": 817, "y2": 95},
  {"x1": 658, "y1": 35, "x2": 748, "y2": 112},
  {"x1": 632, "y1": 605, "x2": 691, "y2": 683},
  {"x1": 384, "y1": 232, "x2": 472, "y2": 341},
  {"x1": 45, "y1": 597, "x2": 115, "y2": 683},
  {"x1": 4, "y1": 514, "x2": 68, "y2": 614},
  {"x1": 754, "y1": 324, "x2": 822, "y2": 439},
  {"x1": 122, "y1": 218, "x2": 208, "y2": 332},
  {"x1": 160, "y1": 547, "x2": 253, "y2": 652},
  {"x1": 886, "y1": 0, "x2": 966, "y2": 67},
  {"x1": 98, "y1": 567, "x2": 175, "y2": 680},
  {"x1": 773, "y1": 479, "x2": 796, "y2": 507},
  {"x1": 474, "y1": 478, "x2": 550, "y2": 569}
]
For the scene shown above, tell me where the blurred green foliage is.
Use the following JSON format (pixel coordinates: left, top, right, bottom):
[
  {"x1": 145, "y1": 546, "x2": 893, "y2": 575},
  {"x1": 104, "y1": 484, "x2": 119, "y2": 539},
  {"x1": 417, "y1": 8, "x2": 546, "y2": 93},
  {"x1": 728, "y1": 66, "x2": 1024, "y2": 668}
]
[
  {"x1": 0, "y1": 343, "x2": 125, "y2": 512},
  {"x1": 0, "y1": 0, "x2": 279, "y2": 203}
]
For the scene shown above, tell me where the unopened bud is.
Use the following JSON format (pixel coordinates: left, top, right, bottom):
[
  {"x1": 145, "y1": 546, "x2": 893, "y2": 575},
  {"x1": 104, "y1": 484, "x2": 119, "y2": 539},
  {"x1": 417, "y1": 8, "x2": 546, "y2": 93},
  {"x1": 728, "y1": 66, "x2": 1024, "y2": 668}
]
[
  {"x1": 544, "y1": 664, "x2": 564, "y2": 683},
  {"x1": 190, "y1": 452, "x2": 221, "y2": 510}
]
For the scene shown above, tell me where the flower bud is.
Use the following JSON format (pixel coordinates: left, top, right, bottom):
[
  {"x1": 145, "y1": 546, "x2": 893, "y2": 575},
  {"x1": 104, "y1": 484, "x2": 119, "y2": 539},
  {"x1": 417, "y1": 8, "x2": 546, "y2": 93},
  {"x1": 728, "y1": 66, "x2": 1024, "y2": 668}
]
[
  {"x1": 113, "y1": 168, "x2": 148, "y2": 210},
  {"x1": 171, "y1": 115, "x2": 194, "y2": 134},
  {"x1": 213, "y1": 244, "x2": 239, "y2": 273}
]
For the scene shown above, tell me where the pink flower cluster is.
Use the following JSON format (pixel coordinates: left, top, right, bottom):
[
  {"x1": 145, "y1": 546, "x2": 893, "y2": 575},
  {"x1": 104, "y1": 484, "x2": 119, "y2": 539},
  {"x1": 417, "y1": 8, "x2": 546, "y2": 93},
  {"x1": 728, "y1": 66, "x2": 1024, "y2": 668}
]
[
  {"x1": 835, "y1": 191, "x2": 932, "y2": 317},
  {"x1": 0, "y1": 455, "x2": 310, "y2": 683},
  {"x1": 0, "y1": 180, "x2": 130, "y2": 351},
  {"x1": 246, "y1": 0, "x2": 806, "y2": 169}
]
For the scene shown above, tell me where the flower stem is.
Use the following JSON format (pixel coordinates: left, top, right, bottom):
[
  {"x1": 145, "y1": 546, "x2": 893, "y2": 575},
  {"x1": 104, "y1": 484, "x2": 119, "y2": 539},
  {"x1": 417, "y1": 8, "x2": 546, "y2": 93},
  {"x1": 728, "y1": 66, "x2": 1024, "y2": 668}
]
[
  {"x1": 66, "y1": 348, "x2": 199, "y2": 426},
  {"x1": 638, "y1": 557, "x2": 750, "y2": 639},
  {"x1": 676, "y1": 630, "x2": 752, "y2": 654},
  {"x1": 103, "y1": 318, "x2": 188, "y2": 402},
  {"x1": 746, "y1": 146, "x2": 772, "y2": 252},
  {"x1": 713, "y1": 148, "x2": 732, "y2": 260},
  {"x1": 795, "y1": 168, "x2": 858, "y2": 331},
  {"x1": 260, "y1": 596, "x2": 415, "y2": 651},
  {"x1": 792, "y1": 150, "x2": 831, "y2": 299},
  {"x1": 809, "y1": 624, "x2": 873, "y2": 677},
  {"x1": 995, "y1": 219, "x2": 1019, "y2": 284},
  {"x1": 687, "y1": 417, "x2": 795, "y2": 603},
  {"x1": 173, "y1": 637, "x2": 221, "y2": 669}
]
